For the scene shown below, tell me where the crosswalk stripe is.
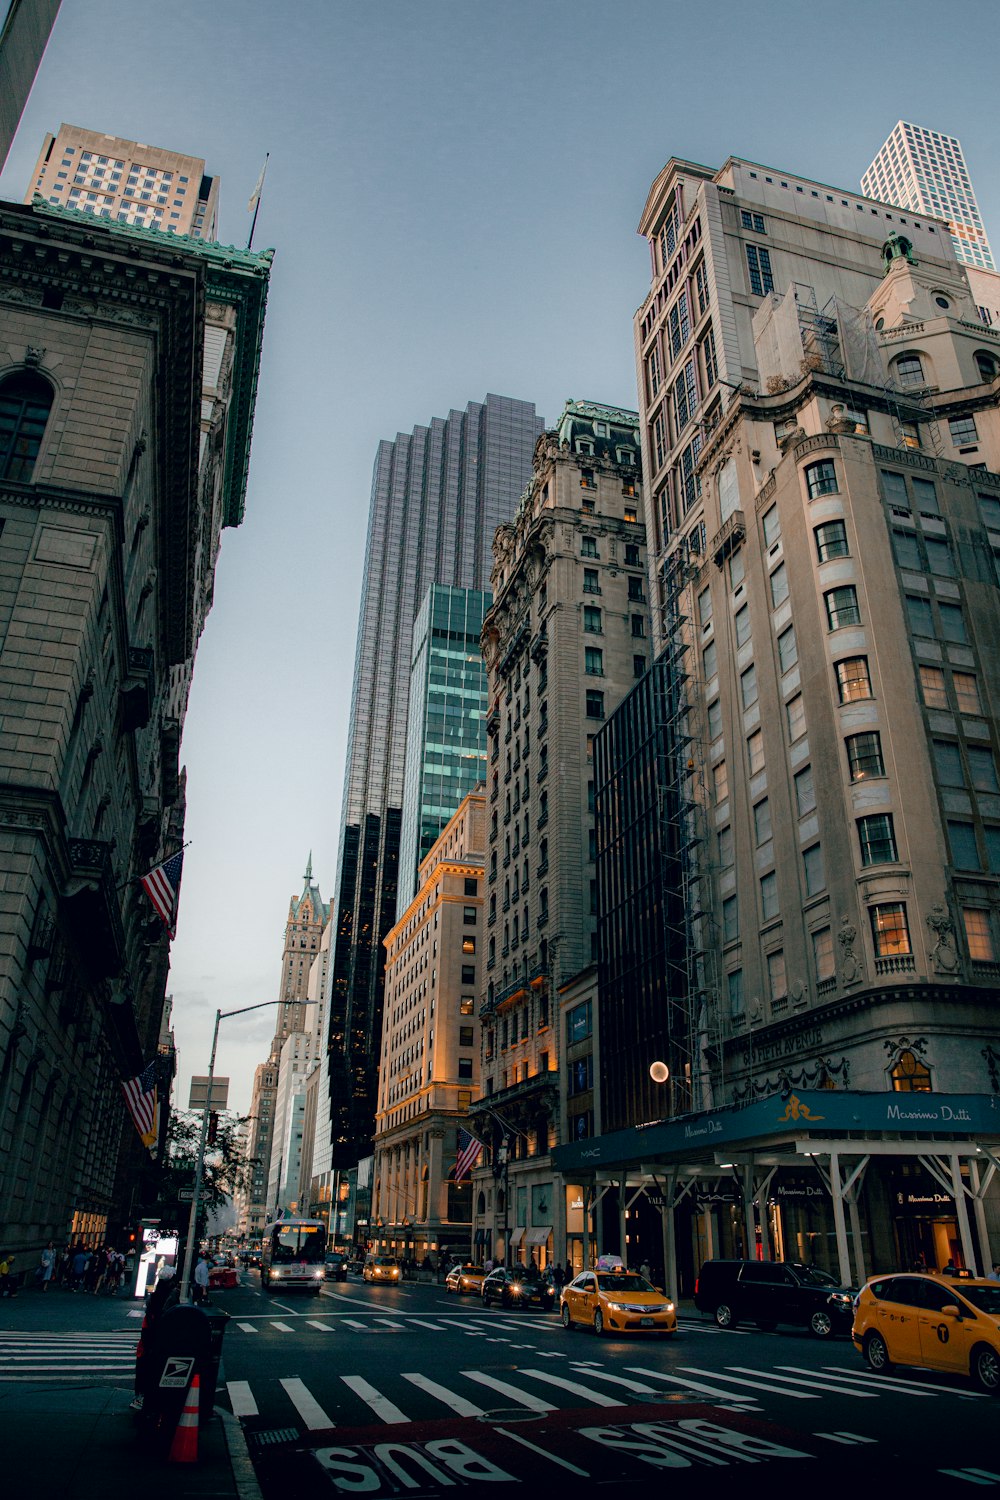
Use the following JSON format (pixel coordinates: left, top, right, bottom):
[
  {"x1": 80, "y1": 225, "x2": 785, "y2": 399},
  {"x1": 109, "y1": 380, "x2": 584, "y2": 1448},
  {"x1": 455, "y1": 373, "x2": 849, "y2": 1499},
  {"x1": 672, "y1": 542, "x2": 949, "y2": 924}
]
[
  {"x1": 343, "y1": 1319, "x2": 367, "y2": 1330},
  {"x1": 817, "y1": 1431, "x2": 878, "y2": 1445},
  {"x1": 820, "y1": 1366, "x2": 982, "y2": 1399},
  {"x1": 341, "y1": 1375, "x2": 408, "y2": 1424},
  {"x1": 307, "y1": 1321, "x2": 336, "y2": 1332},
  {"x1": 407, "y1": 1319, "x2": 447, "y2": 1331},
  {"x1": 730, "y1": 1364, "x2": 878, "y2": 1398},
  {"x1": 461, "y1": 1370, "x2": 555, "y2": 1411},
  {"x1": 374, "y1": 1318, "x2": 405, "y2": 1329},
  {"x1": 281, "y1": 1377, "x2": 335, "y2": 1430},
  {"x1": 401, "y1": 1372, "x2": 485, "y2": 1417},
  {"x1": 568, "y1": 1365, "x2": 660, "y2": 1395},
  {"x1": 228, "y1": 1380, "x2": 259, "y2": 1417},
  {"x1": 520, "y1": 1369, "x2": 624, "y2": 1406},
  {"x1": 939, "y1": 1469, "x2": 1000, "y2": 1485},
  {"x1": 680, "y1": 1365, "x2": 819, "y2": 1400},
  {"x1": 237, "y1": 1323, "x2": 258, "y2": 1333},
  {"x1": 625, "y1": 1365, "x2": 759, "y2": 1406},
  {"x1": 270, "y1": 1321, "x2": 295, "y2": 1333}
]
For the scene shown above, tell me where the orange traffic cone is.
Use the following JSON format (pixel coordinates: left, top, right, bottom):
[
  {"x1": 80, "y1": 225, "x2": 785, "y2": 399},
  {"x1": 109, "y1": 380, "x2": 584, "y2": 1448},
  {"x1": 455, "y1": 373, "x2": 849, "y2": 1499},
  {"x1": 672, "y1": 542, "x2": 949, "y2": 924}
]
[{"x1": 168, "y1": 1372, "x2": 200, "y2": 1464}]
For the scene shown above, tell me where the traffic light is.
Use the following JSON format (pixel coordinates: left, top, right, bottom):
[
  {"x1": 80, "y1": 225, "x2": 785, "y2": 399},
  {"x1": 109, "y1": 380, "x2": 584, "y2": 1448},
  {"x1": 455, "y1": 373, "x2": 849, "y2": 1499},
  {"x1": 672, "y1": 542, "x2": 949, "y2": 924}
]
[{"x1": 207, "y1": 1111, "x2": 219, "y2": 1145}]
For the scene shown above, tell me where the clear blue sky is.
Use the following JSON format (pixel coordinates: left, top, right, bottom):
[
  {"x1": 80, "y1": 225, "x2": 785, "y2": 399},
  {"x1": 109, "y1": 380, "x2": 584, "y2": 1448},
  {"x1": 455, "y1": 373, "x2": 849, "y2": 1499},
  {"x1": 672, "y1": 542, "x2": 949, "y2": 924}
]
[{"x1": 4, "y1": 0, "x2": 997, "y2": 1112}]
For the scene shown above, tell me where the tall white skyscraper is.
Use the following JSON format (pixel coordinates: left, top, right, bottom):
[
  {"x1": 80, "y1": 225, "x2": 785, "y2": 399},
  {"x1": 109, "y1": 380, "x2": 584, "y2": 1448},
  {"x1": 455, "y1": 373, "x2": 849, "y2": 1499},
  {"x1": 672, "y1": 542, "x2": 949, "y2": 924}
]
[{"x1": 862, "y1": 120, "x2": 994, "y2": 271}]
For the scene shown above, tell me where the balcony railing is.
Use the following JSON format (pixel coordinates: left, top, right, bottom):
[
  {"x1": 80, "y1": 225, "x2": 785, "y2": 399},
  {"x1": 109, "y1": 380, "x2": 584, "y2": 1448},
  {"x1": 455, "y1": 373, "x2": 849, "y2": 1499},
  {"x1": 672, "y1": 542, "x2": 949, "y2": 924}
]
[{"x1": 874, "y1": 954, "x2": 916, "y2": 976}]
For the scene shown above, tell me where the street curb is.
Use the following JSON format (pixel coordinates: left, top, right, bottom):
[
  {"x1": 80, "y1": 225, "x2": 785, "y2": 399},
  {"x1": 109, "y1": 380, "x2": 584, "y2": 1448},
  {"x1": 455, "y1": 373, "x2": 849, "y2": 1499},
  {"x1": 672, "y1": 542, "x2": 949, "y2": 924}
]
[{"x1": 218, "y1": 1407, "x2": 263, "y2": 1500}]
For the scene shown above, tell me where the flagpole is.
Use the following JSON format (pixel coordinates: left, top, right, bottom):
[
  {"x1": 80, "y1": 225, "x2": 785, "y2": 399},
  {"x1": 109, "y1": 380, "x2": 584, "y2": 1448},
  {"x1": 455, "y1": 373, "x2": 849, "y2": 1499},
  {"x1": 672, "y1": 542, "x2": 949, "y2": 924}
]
[{"x1": 247, "y1": 152, "x2": 269, "y2": 251}]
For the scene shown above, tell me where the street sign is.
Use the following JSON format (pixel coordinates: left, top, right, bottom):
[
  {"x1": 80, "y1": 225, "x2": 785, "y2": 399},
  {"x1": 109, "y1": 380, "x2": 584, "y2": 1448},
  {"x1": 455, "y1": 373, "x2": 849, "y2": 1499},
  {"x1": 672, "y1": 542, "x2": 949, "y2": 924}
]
[
  {"x1": 189, "y1": 1076, "x2": 229, "y2": 1110},
  {"x1": 178, "y1": 1188, "x2": 195, "y2": 1202},
  {"x1": 159, "y1": 1355, "x2": 195, "y2": 1389}
]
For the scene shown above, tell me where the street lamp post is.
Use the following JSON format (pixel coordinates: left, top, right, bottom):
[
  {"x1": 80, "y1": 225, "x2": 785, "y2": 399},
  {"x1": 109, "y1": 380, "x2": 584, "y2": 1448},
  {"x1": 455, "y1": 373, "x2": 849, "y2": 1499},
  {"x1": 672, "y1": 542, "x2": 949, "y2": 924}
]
[{"x1": 178, "y1": 998, "x2": 315, "y2": 1304}]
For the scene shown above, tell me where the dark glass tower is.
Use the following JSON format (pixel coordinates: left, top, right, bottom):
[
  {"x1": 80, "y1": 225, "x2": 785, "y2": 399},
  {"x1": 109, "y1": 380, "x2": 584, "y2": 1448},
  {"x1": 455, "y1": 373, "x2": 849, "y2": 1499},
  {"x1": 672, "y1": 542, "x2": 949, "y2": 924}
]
[{"x1": 324, "y1": 395, "x2": 543, "y2": 1169}]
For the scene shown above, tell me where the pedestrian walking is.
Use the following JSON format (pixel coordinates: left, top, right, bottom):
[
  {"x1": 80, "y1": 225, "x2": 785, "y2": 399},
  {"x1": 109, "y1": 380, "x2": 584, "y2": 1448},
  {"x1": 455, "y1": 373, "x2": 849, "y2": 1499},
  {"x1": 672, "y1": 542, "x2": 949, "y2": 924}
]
[
  {"x1": 0, "y1": 1252, "x2": 16, "y2": 1297},
  {"x1": 194, "y1": 1250, "x2": 210, "y2": 1304},
  {"x1": 71, "y1": 1243, "x2": 88, "y2": 1291},
  {"x1": 38, "y1": 1241, "x2": 56, "y2": 1292},
  {"x1": 640, "y1": 1259, "x2": 652, "y2": 1283},
  {"x1": 563, "y1": 1260, "x2": 573, "y2": 1285}
]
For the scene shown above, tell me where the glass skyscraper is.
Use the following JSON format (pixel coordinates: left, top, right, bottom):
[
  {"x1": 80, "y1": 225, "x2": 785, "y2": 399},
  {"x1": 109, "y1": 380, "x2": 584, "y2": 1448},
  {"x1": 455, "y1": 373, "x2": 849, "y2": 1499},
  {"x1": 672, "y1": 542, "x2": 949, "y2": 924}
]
[
  {"x1": 862, "y1": 121, "x2": 994, "y2": 271},
  {"x1": 319, "y1": 394, "x2": 543, "y2": 1171},
  {"x1": 397, "y1": 584, "x2": 491, "y2": 914}
]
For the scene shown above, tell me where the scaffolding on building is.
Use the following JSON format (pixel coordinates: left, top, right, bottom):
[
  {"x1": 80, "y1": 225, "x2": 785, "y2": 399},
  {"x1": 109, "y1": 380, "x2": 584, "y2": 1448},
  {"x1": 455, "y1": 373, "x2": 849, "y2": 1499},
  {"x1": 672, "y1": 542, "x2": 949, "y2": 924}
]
[{"x1": 658, "y1": 538, "x2": 724, "y2": 1115}]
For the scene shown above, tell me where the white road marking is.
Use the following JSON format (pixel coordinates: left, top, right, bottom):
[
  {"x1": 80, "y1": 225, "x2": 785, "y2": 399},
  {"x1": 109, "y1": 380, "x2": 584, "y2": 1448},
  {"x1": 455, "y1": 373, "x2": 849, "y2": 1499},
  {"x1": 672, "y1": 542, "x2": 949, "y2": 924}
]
[
  {"x1": 374, "y1": 1318, "x2": 405, "y2": 1329},
  {"x1": 227, "y1": 1380, "x2": 259, "y2": 1417},
  {"x1": 307, "y1": 1320, "x2": 336, "y2": 1332},
  {"x1": 732, "y1": 1364, "x2": 878, "y2": 1398},
  {"x1": 939, "y1": 1469, "x2": 1000, "y2": 1485},
  {"x1": 817, "y1": 1432, "x2": 878, "y2": 1445},
  {"x1": 401, "y1": 1372, "x2": 485, "y2": 1417},
  {"x1": 497, "y1": 1426, "x2": 590, "y2": 1476},
  {"x1": 461, "y1": 1370, "x2": 556, "y2": 1411},
  {"x1": 269, "y1": 1321, "x2": 295, "y2": 1332},
  {"x1": 680, "y1": 1364, "x2": 819, "y2": 1400},
  {"x1": 822, "y1": 1366, "x2": 984, "y2": 1399},
  {"x1": 625, "y1": 1365, "x2": 759, "y2": 1406},
  {"x1": 237, "y1": 1322, "x2": 258, "y2": 1333},
  {"x1": 343, "y1": 1319, "x2": 367, "y2": 1330},
  {"x1": 520, "y1": 1369, "x2": 624, "y2": 1406},
  {"x1": 341, "y1": 1375, "x2": 409, "y2": 1424},
  {"x1": 280, "y1": 1376, "x2": 335, "y2": 1430},
  {"x1": 407, "y1": 1319, "x2": 447, "y2": 1331},
  {"x1": 569, "y1": 1365, "x2": 660, "y2": 1395}
]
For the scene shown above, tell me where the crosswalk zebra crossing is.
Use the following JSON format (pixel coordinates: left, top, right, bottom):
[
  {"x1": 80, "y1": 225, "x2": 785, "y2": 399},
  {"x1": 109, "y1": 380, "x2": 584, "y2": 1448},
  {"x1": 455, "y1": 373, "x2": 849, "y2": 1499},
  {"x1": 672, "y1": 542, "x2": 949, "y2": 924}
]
[
  {"x1": 222, "y1": 1355, "x2": 988, "y2": 1430},
  {"x1": 232, "y1": 1313, "x2": 718, "y2": 1336},
  {"x1": 0, "y1": 1330, "x2": 136, "y2": 1381}
]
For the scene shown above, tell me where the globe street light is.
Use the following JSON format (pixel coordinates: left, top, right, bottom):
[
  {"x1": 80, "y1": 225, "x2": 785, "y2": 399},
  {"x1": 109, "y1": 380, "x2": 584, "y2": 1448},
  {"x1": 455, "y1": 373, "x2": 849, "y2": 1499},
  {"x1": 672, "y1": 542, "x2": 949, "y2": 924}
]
[{"x1": 178, "y1": 998, "x2": 316, "y2": 1304}]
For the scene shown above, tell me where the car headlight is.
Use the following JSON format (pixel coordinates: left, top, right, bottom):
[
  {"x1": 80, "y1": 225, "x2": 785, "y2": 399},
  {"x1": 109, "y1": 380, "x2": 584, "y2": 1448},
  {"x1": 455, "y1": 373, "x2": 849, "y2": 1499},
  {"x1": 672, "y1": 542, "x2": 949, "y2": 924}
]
[{"x1": 509, "y1": 1282, "x2": 523, "y2": 1295}]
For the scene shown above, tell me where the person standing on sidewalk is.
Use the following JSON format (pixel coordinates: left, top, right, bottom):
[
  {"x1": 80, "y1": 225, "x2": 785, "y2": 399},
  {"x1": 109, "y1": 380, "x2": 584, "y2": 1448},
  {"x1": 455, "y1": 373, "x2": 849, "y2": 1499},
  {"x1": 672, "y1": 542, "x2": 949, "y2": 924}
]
[
  {"x1": 193, "y1": 1251, "x2": 210, "y2": 1304},
  {"x1": 0, "y1": 1252, "x2": 16, "y2": 1297},
  {"x1": 38, "y1": 1242, "x2": 56, "y2": 1292}
]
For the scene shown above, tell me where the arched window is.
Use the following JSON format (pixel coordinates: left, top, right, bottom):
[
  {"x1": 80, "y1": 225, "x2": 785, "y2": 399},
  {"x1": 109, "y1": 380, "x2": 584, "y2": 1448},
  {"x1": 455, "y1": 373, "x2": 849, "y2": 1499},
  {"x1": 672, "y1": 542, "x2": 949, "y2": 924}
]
[
  {"x1": 890, "y1": 1049, "x2": 932, "y2": 1093},
  {"x1": 0, "y1": 370, "x2": 54, "y2": 480},
  {"x1": 975, "y1": 351, "x2": 999, "y2": 384}
]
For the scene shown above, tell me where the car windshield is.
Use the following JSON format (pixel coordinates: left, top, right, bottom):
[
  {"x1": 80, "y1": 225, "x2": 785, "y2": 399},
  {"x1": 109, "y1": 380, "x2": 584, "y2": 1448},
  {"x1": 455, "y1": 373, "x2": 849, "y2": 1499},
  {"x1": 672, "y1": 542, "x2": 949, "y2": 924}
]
[
  {"x1": 596, "y1": 1273, "x2": 653, "y2": 1293},
  {"x1": 961, "y1": 1286, "x2": 1000, "y2": 1316},
  {"x1": 794, "y1": 1265, "x2": 840, "y2": 1287},
  {"x1": 376, "y1": 1257, "x2": 397, "y2": 1266}
]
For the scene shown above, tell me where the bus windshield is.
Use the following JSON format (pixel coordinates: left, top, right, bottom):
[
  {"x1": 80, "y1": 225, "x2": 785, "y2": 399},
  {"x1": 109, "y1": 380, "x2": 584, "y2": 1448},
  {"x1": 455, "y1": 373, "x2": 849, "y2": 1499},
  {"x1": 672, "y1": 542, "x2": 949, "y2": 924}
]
[{"x1": 270, "y1": 1223, "x2": 326, "y2": 1264}]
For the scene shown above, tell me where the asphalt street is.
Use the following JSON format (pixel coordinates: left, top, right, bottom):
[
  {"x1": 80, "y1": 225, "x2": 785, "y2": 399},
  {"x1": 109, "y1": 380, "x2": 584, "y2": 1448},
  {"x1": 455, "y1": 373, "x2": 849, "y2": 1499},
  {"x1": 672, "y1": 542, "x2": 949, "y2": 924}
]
[{"x1": 2, "y1": 1271, "x2": 998, "y2": 1496}]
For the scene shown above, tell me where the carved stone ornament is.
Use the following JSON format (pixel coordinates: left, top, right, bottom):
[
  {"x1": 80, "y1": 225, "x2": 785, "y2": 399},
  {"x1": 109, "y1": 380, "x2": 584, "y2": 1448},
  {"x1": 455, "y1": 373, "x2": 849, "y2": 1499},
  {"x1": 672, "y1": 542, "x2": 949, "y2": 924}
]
[
  {"x1": 25, "y1": 345, "x2": 46, "y2": 367},
  {"x1": 837, "y1": 915, "x2": 863, "y2": 986},
  {"x1": 926, "y1": 900, "x2": 959, "y2": 974},
  {"x1": 883, "y1": 1034, "x2": 928, "y2": 1063}
]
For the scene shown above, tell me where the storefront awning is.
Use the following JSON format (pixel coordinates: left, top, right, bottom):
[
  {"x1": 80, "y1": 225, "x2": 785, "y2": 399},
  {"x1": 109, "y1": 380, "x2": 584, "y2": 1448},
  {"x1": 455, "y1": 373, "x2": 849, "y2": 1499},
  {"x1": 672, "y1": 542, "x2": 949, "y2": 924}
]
[
  {"x1": 525, "y1": 1226, "x2": 551, "y2": 1246},
  {"x1": 508, "y1": 1226, "x2": 525, "y2": 1246}
]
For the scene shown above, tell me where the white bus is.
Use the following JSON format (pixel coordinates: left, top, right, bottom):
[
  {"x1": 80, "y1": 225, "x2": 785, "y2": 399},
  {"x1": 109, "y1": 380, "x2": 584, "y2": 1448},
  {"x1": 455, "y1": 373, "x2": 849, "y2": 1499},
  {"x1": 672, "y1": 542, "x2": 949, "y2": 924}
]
[{"x1": 260, "y1": 1217, "x2": 327, "y2": 1296}]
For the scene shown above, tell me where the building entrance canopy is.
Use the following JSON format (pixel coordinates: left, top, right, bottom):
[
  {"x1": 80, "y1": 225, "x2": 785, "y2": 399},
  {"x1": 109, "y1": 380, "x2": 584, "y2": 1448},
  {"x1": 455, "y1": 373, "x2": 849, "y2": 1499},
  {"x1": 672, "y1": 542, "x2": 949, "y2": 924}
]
[{"x1": 553, "y1": 1091, "x2": 1000, "y2": 1291}]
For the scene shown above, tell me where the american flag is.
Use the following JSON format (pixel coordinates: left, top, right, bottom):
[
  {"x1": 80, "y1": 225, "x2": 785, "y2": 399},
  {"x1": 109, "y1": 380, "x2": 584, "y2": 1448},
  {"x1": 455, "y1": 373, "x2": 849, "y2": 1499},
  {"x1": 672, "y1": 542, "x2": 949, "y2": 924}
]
[
  {"x1": 122, "y1": 1062, "x2": 158, "y2": 1148},
  {"x1": 454, "y1": 1127, "x2": 483, "y2": 1182},
  {"x1": 140, "y1": 851, "x2": 184, "y2": 937}
]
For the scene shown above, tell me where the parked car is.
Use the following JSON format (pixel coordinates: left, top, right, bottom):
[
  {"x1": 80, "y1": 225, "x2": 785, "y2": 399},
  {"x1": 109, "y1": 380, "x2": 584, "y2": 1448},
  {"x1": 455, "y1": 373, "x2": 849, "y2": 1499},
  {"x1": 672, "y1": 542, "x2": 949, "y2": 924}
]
[
  {"x1": 560, "y1": 1268, "x2": 676, "y2": 1337},
  {"x1": 445, "y1": 1263, "x2": 486, "y2": 1295},
  {"x1": 481, "y1": 1265, "x2": 555, "y2": 1311},
  {"x1": 363, "y1": 1254, "x2": 401, "y2": 1284},
  {"x1": 853, "y1": 1271, "x2": 1000, "y2": 1392},
  {"x1": 694, "y1": 1259, "x2": 854, "y2": 1338},
  {"x1": 324, "y1": 1253, "x2": 349, "y2": 1282}
]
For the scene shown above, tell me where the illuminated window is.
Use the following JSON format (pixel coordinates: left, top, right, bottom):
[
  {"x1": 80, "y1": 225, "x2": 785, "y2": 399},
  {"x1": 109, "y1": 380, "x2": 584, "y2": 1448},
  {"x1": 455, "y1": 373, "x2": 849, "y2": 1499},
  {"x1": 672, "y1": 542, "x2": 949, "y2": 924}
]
[
  {"x1": 890, "y1": 1049, "x2": 931, "y2": 1092},
  {"x1": 870, "y1": 901, "x2": 911, "y2": 955},
  {"x1": 836, "y1": 656, "x2": 872, "y2": 702}
]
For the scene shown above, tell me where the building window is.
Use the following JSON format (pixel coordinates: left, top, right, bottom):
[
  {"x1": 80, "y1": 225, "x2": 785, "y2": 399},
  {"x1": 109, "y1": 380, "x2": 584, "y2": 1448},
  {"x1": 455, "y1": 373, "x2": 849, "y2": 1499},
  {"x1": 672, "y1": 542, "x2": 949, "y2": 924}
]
[
  {"x1": 585, "y1": 647, "x2": 604, "y2": 677},
  {"x1": 870, "y1": 901, "x2": 911, "y2": 956},
  {"x1": 580, "y1": 468, "x2": 596, "y2": 490},
  {"x1": 825, "y1": 586, "x2": 861, "y2": 630},
  {"x1": 858, "y1": 813, "x2": 898, "y2": 866},
  {"x1": 581, "y1": 535, "x2": 598, "y2": 558},
  {"x1": 912, "y1": 477, "x2": 939, "y2": 514},
  {"x1": 631, "y1": 614, "x2": 646, "y2": 637},
  {"x1": 812, "y1": 926, "x2": 834, "y2": 981},
  {"x1": 722, "y1": 894, "x2": 739, "y2": 943},
  {"x1": 462, "y1": 936, "x2": 476, "y2": 954},
  {"x1": 905, "y1": 595, "x2": 934, "y2": 637},
  {"x1": 460, "y1": 995, "x2": 474, "y2": 1015},
  {"x1": 948, "y1": 820, "x2": 980, "y2": 870},
  {"x1": 740, "y1": 664, "x2": 758, "y2": 709},
  {"x1": 0, "y1": 371, "x2": 54, "y2": 480},
  {"x1": 762, "y1": 505, "x2": 780, "y2": 548},
  {"x1": 814, "y1": 519, "x2": 849, "y2": 561},
  {"x1": 760, "y1": 871, "x2": 779, "y2": 920},
  {"x1": 698, "y1": 586, "x2": 713, "y2": 626},
  {"x1": 708, "y1": 698, "x2": 723, "y2": 740},
  {"x1": 890, "y1": 1049, "x2": 931, "y2": 1092},
  {"x1": 754, "y1": 798, "x2": 772, "y2": 845},
  {"x1": 461, "y1": 964, "x2": 476, "y2": 984},
  {"x1": 625, "y1": 543, "x2": 640, "y2": 567},
  {"x1": 745, "y1": 242, "x2": 774, "y2": 296},
  {"x1": 969, "y1": 746, "x2": 1000, "y2": 792},
  {"x1": 713, "y1": 759, "x2": 729, "y2": 803},
  {"x1": 459, "y1": 1025, "x2": 475, "y2": 1047},
  {"x1": 627, "y1": 575, "x2": 645, "y2": 601},
  {"x1": 624, "y1": 504, "x2": 638, "y2": 523},
  {"x1": 703, "y1": 640, "x2": 718, "y2": 680},
  {"x1": 803, "y1": 843, "x2": 825, "y2": 896},
  {"x1": 899, "y1": 421, "x2": 921, "y2": 451},
  {"x1": 777, "y1": 625, "x2": 797, "y2": 674},
  {"x1": 894, "y1": 352, "x2": 925, "y2": 387},
  {"x1": 794, "y1": 765, "x2": 816, "y2": 816},
  {"x1": 463, "y1": 904, "x2": 477, "y2": 925},
  {"x1": 769, "y1": 562, "x2": 789, "y2": 607},
  {"x1": 767, "y1": 949, "x2": 787, "y2": 1002},
  {"x1": 805, "y1": 460, "x2": 838, "y2": 498},
  {"x1": 846, "y1": 731, "x2": 885, "y2": 781},
  {"x1": 949, "y1": 414, "x2": 978, "y2": 446},
  {"x1": 918, "y1": 664, "x2": 947, "y2": 708},
  {"x1": 734, "y1": 603, "x2": 751, "y2": 647},
  {"x1": 740, "y1": 209, "x2": 766, "y2": 233},
  {"x1": 727, "y1": 968, "x2": 744, "y2": 1017},
  {"x1": 785, "y1": 694, "x2": 806, "y2": 742},
  {"x1": 583, "y1": 567, "x2": 600, "y2": 594},
  {"x1": 585, "y1": 690, "x2": 604, "y2": 719},
  {"x1": 583, "y1": 605, "x2": 602, "y2": 633},
  {"x1": 718, "y1": 825, "x2": 734, "y2": 870},
  {"x1": 939, "y1": 603, "x2": 968, "y2": 644},
  {"x1": 458, "y1": 1058, "x2": 474, "y2": 1081},
  {"x1": 464, "y1": 877, "x2": 478, "y2": 896},
  {"x1": 747, "y1": 730, "x2": 765, "y2": 775},
  {"x1": 633, "y1": 654, "x2": 646, "y2": 678},
  {"x1": 933, "y1": 739, "x2": 965, "y2": 787},
  {"x1": 925, "y1": 539, "x2": 955, "y2": 577},
  {"x1": 954, "y1": 672, "x2": 981, "y2": 715},
  {"x1": 963, "y1": 908, "x2": 995, "y2": 962}
]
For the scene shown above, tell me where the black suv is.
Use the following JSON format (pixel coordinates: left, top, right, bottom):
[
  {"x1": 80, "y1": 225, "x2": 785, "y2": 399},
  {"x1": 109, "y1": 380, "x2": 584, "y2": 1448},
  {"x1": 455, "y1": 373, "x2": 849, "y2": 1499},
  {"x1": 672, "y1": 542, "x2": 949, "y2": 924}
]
[
  {"x1": 482, "y1": 1266, "x2": 556, "y2": 1311},
  {"x1": 694, "y1": 1259, "x2": 854, "y2": 1338}
]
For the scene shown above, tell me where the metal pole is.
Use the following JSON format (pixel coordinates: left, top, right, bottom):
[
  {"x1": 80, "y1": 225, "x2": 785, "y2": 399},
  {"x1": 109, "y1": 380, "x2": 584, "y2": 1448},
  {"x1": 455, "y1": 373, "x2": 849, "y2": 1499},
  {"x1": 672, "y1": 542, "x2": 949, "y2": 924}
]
[{"x1": 180, "y1": 1007, "x2": 221, "y2": 1303}]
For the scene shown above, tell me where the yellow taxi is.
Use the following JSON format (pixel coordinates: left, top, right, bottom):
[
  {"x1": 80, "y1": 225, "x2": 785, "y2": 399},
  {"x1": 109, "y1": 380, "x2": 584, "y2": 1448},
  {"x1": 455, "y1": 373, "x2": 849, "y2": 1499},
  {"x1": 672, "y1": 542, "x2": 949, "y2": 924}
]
[
  {"x1": 560, "y1": 1256, "x2": 677, "y2": 1338},
  {"x1": 853, "y1": 1270, "x2": 1000, "y2": 1393},
  {"x1": 445, "y1": 1262, "x2": 486, "y2": 1296}
]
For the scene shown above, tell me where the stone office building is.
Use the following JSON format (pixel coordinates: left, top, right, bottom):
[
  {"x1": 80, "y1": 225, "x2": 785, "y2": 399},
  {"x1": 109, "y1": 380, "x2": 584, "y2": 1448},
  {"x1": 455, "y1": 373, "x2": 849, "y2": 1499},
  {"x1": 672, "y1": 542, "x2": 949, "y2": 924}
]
[{"x1": 0, "y1": 194, "x2": 270, "y2": 1257}]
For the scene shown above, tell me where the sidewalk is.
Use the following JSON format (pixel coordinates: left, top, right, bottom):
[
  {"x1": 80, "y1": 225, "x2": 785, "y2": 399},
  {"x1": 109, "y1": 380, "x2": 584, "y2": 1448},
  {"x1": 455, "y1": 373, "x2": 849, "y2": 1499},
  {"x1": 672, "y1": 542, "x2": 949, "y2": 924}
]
[{"x1": 0, "y1": 1284, "x2": 247, "y2": 1498}]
